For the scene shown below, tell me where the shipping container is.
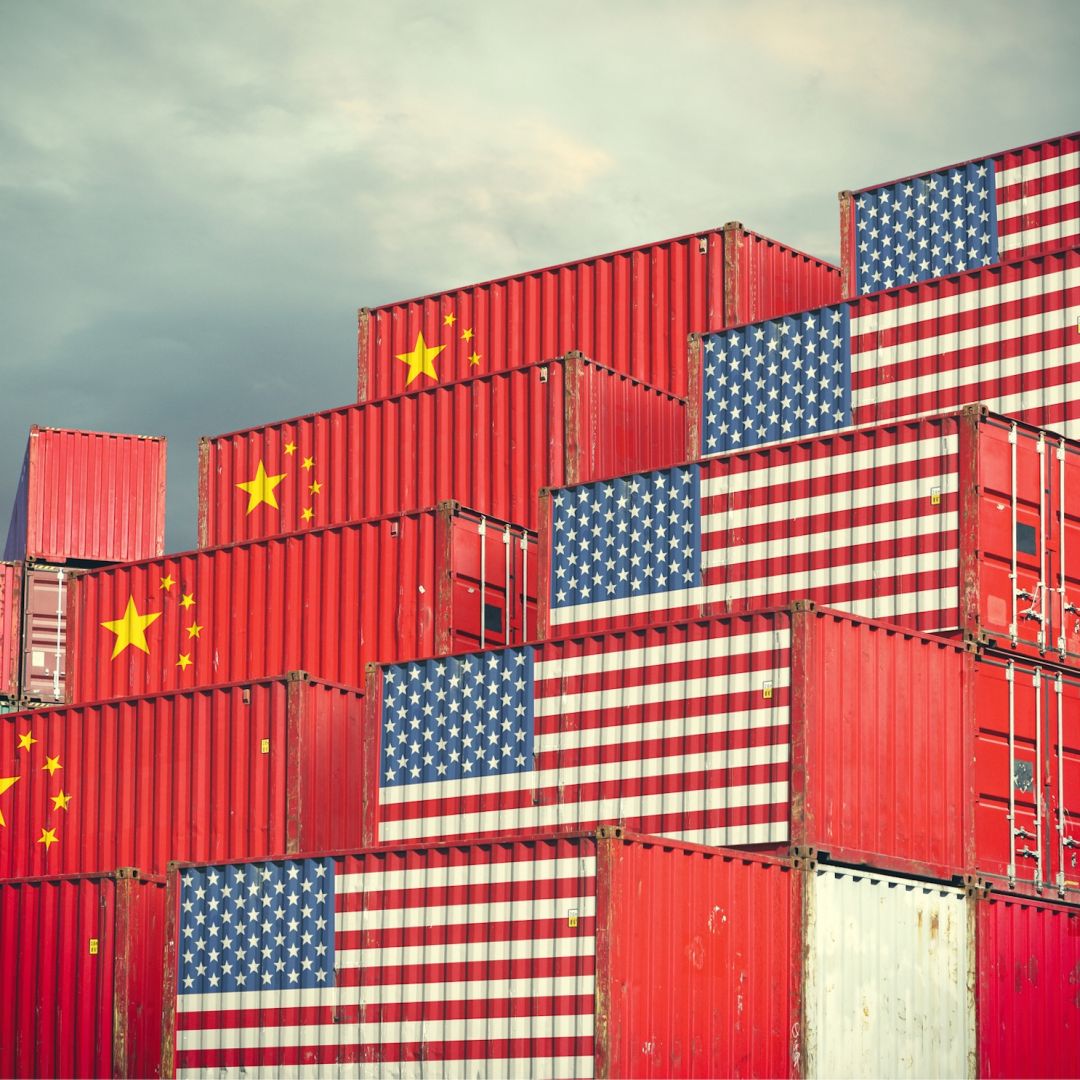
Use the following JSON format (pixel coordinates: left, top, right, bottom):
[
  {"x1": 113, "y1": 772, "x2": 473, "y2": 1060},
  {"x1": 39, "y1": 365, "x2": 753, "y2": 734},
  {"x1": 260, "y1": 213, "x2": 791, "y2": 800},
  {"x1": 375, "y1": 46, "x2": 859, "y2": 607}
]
[
  {"x1": 839, "y1": 129, "x2": 1080, "y2": 296},
  {"x1": 544, "y1": 409, "x2": 1080, "y2": 666},
  {"x1": 688, "y1": 246, "x2": 1080, "y2": 460},
  {"x1": 0, "y1": 673, "x2": 364, "y2": 878},
  {"x1": 358, "y1": 223, "x2": 841, "y2": 401},
  {"x1": 3, "y1": 425, "x2": 167, "y2": 565},
  {"x1": 161, "y1": 831, "x2": 975, "y2": 1079},
  {"x1": 0, "y1": 561, "x2": 21, "y2": 702},
  {"x1": 0, "y1": 869, "x2": 166, "y2": 1079},
  {"x1": 66, "y1": 502, "x2": 535, "y2": 704},
  {"x1": 976, "y1": 891, "x2": 1080, "y2": 1078},
  {"x1": 19, "y1": 562, "x2": 70, "y2": 704},
  {"x1": 199, "y1": 354, "x2": 688, "y2": 547}
]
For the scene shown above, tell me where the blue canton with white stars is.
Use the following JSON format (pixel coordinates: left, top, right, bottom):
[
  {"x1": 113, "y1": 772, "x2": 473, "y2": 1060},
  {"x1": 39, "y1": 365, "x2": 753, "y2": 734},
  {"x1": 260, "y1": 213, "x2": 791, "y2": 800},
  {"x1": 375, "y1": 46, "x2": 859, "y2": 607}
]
[
  {"x1": 700, "y1": 305, "x2": 851, "y2": 457},
  {"x1": 550, "y1": 466, "x2": 701, "y2": 608},
  {"x1": 380, "y1": 650, "x2": 535, "y2": 788},
  {"x1": 853, "y1": 159, "x2": 999, "y2": 294},
  {"x1": 177, "y1": 858, "x2": 335, "y2": 995}
]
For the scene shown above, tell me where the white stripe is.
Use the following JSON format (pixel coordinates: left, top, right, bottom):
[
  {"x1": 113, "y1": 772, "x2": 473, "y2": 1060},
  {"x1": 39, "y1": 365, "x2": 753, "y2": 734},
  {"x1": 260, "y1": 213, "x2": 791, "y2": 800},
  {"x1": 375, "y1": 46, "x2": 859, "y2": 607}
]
[
  {"x1": 337, "y1": 894, "x2": 597, "y2": 933},
  {"x1": 998, "y1": 182, "x2": 1080, "y2": 220},
  {"x1": 378, "y1": 781, "x2": 789, "y2": 843},
  {"x1": 1001, "y1": 219, "x2": 1080, "y2": 252},
  {"x1": 338, "y1": 935, "x2": 595, "y2": 971},
  {"x1": 335, "y1": 857, "x2": 596, "y2": 896},
  {"x1": 996, "y1": 149, "x2": 1080, "y2": 188},
  {"x1": 660, "y1": 819, "x2": 788, "y2": 846}
]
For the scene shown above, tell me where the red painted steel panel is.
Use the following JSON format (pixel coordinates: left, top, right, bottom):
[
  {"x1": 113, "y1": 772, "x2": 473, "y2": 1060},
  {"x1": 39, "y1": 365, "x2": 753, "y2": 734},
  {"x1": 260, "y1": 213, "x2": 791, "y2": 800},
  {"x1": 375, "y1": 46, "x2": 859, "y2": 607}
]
[
  {"x1": 0, "y1": 674, "x2": 364, "y2": 878},
  {"x1": 199, "y1": 355, "x2": 687, "y2": 546},
  {"x1": 0, "y1": 869, "x2": 165, "y2": 1079},
  {"x1": 20, "y1": 564, "x2": 69, "y2": 704},
  {"x1": 3, "y1": 426, "x2": 167, "y2": 565},
  {"x1": 976, "y1": 893, "x2": 1080, "y2": 1078},
  {"x1": 0, "y1": 561, "x2": 21, "y2": 700},
  {"x1": 358, "y1": 224, "x2": 840, "y2": 401},
  {"x1": 66, "y1": 503, "x2": 536, "y2": 703}
]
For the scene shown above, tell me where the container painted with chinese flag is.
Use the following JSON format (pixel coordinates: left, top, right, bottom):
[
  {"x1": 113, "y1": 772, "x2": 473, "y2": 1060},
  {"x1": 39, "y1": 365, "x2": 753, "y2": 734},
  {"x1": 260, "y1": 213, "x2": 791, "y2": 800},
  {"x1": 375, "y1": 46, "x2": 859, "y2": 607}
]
[
  {"x1": 0, "y1": 673, "x2": 364, "y2": 879},
  {"x1": 0, "y1": 869, "x2": 166, "y2": 1079},
  {"x1": 976, "y1": 891, "x2": 1080, "y2": 1078},
  {"x1": 161, "y1": 832, "x2": 976, "y2": 1078},
  {"x1": 839, "y1": 129, "x2": 1080, "y2": 297},
  {"x1": 199, "y1": 354, "x2": 688, "y2": 546},
  {"x1": 3, "y1": 426, "x2": 167, "y2": 565},
  {"x1": 66, "y1": 503, "x2": 536, "y2": 704},
  {"x1": 543, "y1": 409, "x2": 1080, "y2": 666},
  {"x1": 0, "y1": 561, "x2": 21, "y2": 701},
  {"x1": 358, "y1": 223, "x2": 841, "y2": 401}
]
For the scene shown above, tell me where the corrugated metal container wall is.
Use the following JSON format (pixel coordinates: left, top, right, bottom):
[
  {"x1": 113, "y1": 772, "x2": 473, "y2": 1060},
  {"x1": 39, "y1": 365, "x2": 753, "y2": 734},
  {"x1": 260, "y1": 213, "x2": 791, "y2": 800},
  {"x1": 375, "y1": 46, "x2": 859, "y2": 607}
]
[
  {"x1": 0, "y1": 869, "x2": 165, "y2": 1079},
  {"x1": 544, "y1": 410, "x2": 1080, "y2": 666},
  {"x1": 690, "y1": 247, "x2": 1080, "y2": 460},
  {"x1": 976, "y1": 893, "x2": 1080, "y2": 1078},
  {"x1": 803, "y1": 866, "x2": 975, "y2": 1078},
  {"x1": 20, "y1": 563, "x2": 69, "y2": 704},
  {"x1": 199, "y1": 354, "x2": 688, "y2": 546},
  {"x1": 3, "y1": 426, "x2": 167, "y2": 564},
  {"x1": 358, "y1": 223, "x2": 841, "y2": 401},
  {"x1": 365, "y1": 606, "x2": 971, "y2": 883},
  {"x1": 66, "y1": 503, "x2": 536, "y2": 704},
  {"x1": 0, "y1": 674, "x2": 364, "y2": 878},
  {"x1": 839, "y1": 129, "x2": 1080, "y2": 296},
  {"x1": 0, "y1": 561, "x2": 21, "y2": 701}
]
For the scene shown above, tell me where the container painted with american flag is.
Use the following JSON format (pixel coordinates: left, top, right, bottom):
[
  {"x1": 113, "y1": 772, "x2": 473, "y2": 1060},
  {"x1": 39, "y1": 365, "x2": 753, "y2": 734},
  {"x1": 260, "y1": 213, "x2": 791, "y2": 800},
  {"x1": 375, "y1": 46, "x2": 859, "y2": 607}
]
[
  {"x1": 66, "y1": 503, "x2": 535, "y2": 704},
  {"x1": 364, "y1": 605, "x2": 973, "y2": 881},
  {"x1": 0, "y1": 868, "x2": 166, "y2": 1079},
  {"x1": 199, "y1": 354, "x2": 688, "y2": 547},
  {"x1": 358, "y1": 223, "x2": 841, "y2": 402},
  {"x1": 544, "y1": 409, "x2": 1080, "y2": 665},
  {"x1": 839, "y1": 129, "x2": 1080, "y2": 297},
  {"x1": 0, "y1": 560, "x2": 21, "y2": 702},
  {"x1": 688, "y1": 245, "x2": 1080, "y2": 458},
  {"x1": 0, "y1": 674, "x2": 364, "y2": 879}
]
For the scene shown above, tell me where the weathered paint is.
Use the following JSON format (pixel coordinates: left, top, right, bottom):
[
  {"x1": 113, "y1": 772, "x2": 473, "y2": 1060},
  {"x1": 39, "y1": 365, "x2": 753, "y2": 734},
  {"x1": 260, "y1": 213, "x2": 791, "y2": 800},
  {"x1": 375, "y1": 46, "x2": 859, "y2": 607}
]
[
  {"x1": 0, "y1": 561, "x2": 21, "y2": 701},
  {"x1": 19, "y1": 564, "x2": 69, "y2": 704}
]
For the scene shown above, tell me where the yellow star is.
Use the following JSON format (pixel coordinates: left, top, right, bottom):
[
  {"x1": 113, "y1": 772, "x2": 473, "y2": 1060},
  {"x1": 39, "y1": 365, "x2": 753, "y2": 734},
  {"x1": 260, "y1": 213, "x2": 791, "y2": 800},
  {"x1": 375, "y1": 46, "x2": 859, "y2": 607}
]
[
  {"x1": 100, "y1": 596, "x2": 162, "y2": 659},
  {"x1": 283, "y1": 441, "x2": 297, "y2": 455},
  {"x1": 160, "y1": 574, "x2": 175, "y2": 591},
  {"x1": 396, "y1": 331, "x2": 445, "y2": 386},
  {"x1": 462, "y1": 327, "x2": 474, "y2": 342},
  {"x1": 185, "y1": 622, "x2": 203, "y2": 639},
  {"x1": 51, "y1": 790, "x2": 72, "y2": 812},
  {"x1": 0, "y1": 775, "x2": 20, "y2": 827},
  {"x1": 180, "y1": 593, "x2": 195, "y2": 610},
  {"x1": 309, "y1": 480, "x2": 322, "y2": 495},
  {"x1": 443, "y1": 312, "x2": 456, "y2": 327},
  {"x1": 37, "y1": 827, "x2": 58, "y2": 851},
  {"x1": 469, "y1": 351, "x2": 482, "y2": 366},
  {"x1": 43, "y1": 755, "x2": 61, "y2": 776},
  {"x1": 17, "y1": 730, "x2": 36, "y2": 752},
  {"x1": 236, "y1": 460, "x2": 287, "y2": 514},
  {"x1": 301, "y1": 507, "x2": 314, "y2": 522},
  {"x1": 177, "y1": 653, "x2": 193, "y2": 670},
  {"x1": 301, "y1": 456, "x2": 314, "y2": 471}
]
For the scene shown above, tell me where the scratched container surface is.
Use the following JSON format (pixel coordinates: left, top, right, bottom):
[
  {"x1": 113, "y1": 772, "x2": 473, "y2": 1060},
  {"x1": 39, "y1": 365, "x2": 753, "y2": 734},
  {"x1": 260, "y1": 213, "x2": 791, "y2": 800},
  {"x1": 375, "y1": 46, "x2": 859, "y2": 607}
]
[
  {"x1": 839, "y1": 129, "x2": 1080, "y2": 296},
  {"x1": 0, "y1": 869, "x2": 166, "y2": 1079},
  {"x1": 545, "y1": 409, "x2": 1080, "y2": 667},
  {"x1": 689, "y1": 246, "x2": 1080, "y2": 461},
  {"x1": 3, "y1": 425, "x2": 167, "y2": 565},
  {"x1": 976, "y1": 892, "x2": 1080, "y2": 1078},
  {"x1": 358, "y1": 223, "x2": 841, "y2": 401},
  {"x1": 0, "y1": 561, "x2": 21, "y2": 701},
  {"x1": 20, "y1": 563, "x2": 70, "y2": 704},
  {"x1": 66, "y1": 503, "x2": 536, "y2": 704},
  {"x1": 0, "y1": 674, "x2": 363, "y2": 878},
  {"x1": 200, "y1": 354, "x2": 688, "y2": 546}
]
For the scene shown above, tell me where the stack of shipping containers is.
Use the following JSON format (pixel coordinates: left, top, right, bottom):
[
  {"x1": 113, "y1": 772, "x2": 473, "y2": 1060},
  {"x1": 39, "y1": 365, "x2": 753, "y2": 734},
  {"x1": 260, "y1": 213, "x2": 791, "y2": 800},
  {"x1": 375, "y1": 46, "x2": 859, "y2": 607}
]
[{"x1": 3, "y1": 136, "x2": 1080, "y2": 1076}]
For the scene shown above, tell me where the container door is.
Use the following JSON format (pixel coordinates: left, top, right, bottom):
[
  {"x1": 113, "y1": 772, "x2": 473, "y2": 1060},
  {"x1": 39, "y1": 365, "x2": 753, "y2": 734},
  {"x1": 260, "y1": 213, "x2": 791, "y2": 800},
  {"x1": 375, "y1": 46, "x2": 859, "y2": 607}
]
[
  {"x1": 1047, "y1": 434, "x2": 1080, "y2": 661},
  {"x1": 0, "y1": 563, "x2": 21, "y2": 700},
  {"x1": 1048, "y1": 670, "x2": 1080, "y2": 896},
  {"x1": 21, "y1": 566, "x2": 67, "y2": 703}
]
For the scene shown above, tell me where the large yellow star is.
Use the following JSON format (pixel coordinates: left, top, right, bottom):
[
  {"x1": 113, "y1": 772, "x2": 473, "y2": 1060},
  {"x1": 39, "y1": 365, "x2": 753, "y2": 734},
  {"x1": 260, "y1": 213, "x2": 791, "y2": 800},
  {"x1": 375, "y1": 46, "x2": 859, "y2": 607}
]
[
  {"x1": 0, "y1": 775, "x2": 19, "y2": 827},
  {"x1": 396, "y1": 331, "x2": 445, "y2": 386},
  {"x1": 236, "y1": 461, "x2": 287, "y2": 514},
  {"x1": 100, "y1": 596, "x2": 162, "y2": 660}
]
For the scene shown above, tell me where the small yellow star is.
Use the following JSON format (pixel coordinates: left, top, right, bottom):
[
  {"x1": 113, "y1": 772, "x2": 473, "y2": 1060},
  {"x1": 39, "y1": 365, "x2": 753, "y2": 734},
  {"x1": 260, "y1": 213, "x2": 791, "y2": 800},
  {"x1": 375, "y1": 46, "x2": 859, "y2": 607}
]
[
  {"x1": 309, "y1": 480, "x2": 322, "y2": 495},
  {"x1": 177, "y1": 653, "x2": 193, "y2": 670},
  {"x1": 42, "y1": 755, "x2": 61, "y2": 776},
  {"x1": 180, "y1": 593, "x2": 195, "y2": 610},
  {"x1": 461, "y1": 327, "x2": 474, "y2": 342},
  {"x1": 301, "y1": 456, "x2": 314, "y2": 471},
  {"x1": 236, "y1": 460, "x2": 287, "y2": 514},
  {"x1": 17, "y1": 730, "x2": 36, "y2": 752},
  {"x1": 284, "y1": 441, "x2": 297, "y2": 455},
  {"x1": 37, "y1": 827, "x2": 58, "y2": 851},
  {"x1": 160, "y1": 574, "x2": 176, "y2": 591},
  {"x1": 185, "y1": 622, "x2": 203, "y2": 639},
  {"x1": 51, "y1": 790, "x2": 72, "y2": 812},
  {"x1": 443, "y1": 312, "x2": 456, "y2": 327},
  {"x1": 396, "y1": 331, "x2": 446, "y2": 386},
  {"x1": 469, "y1": 351, "x2": 482, "y2": 366},
  {"x1": 0, "y1": 775, "x2": 19, "y2": 827},
  {"x1": 301, "y1": 507, "x2": 314, "y2": 522},
  {"x1": 100, "y1": 596, "x2": 162, "y2": 659}
]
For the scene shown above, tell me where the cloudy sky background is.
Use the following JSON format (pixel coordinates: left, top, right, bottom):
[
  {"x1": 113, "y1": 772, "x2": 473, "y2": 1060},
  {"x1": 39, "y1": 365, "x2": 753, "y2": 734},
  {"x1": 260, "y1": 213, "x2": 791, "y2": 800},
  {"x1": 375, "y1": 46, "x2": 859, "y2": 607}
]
[{"x1": 1, "y1": 1, "x2": 1077, "y2": 550}]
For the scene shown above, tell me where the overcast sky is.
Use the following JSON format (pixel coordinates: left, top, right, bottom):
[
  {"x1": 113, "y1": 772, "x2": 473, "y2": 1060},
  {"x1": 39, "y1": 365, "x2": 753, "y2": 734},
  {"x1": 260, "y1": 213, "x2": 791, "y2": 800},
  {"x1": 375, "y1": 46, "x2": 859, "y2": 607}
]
[{"x1": 1, "y1": 1, "x2": 1077, "y2": 552}]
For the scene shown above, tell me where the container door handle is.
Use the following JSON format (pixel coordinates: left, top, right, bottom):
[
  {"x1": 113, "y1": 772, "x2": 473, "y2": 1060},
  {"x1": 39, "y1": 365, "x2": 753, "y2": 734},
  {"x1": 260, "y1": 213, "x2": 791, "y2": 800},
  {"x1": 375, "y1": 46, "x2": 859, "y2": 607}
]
[{"x1": 478, "y1": 517, "x2": 487, "y2": 651}]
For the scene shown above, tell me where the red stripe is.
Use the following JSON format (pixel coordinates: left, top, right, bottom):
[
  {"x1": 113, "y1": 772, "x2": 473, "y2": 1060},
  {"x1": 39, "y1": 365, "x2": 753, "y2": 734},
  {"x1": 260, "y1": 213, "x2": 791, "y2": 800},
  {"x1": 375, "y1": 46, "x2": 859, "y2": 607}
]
[
  {"x1": 337, "y1": 916, "x2": 597, "y2": 952},
  {"x1": 335, "y1": 876, "x2": 596, "y2": 915}
]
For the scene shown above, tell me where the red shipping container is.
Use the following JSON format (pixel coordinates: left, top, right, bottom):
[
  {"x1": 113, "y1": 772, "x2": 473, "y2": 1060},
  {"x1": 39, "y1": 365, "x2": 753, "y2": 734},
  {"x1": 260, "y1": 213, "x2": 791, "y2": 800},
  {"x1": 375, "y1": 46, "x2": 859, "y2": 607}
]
[
  {"x1": 976, "y1": 891, "x2": 1080, "y2": 1078},
  {"x1": 19, "y1": 563, "x2": 70, "y2": 704},
  {"x1": 0, "y1": 869, "x2": 165, "y2": 1079},
  {"x1": 66, "y1": 503, "x2": 536, "y2": 704},
  {"x1": 3, "y1": 425, "x2": 167, "y2": 565},
  {"x1": 543, "y1": 409, "x2": 1080, "y2": 666},
  {"x1": 0, "y1": 673, "x2": 364, "y2": 878},
  {"x1": 839, "y1": 129, "x2": 1080, "y2": 297},
  {"x1": 358, "y1": 223, "x2": 841, "y2": 401},
  {"x1": 199, "y1": 354, "x2": 688, "y2": 546},
  {"x1": 0, "y1": 561, "x2": 21, "y2": 701}
]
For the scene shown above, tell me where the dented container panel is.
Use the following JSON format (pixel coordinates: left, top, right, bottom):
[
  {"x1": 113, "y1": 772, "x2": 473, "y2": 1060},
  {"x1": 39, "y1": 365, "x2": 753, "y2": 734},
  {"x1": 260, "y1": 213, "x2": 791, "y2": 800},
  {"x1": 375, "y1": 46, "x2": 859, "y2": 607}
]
[
  {"x1": 0, "y1": 562, "x2": 21, "y2": 700},
  {"x1": 20, "y1": 564, "x2": 69, "y2": 704}
]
